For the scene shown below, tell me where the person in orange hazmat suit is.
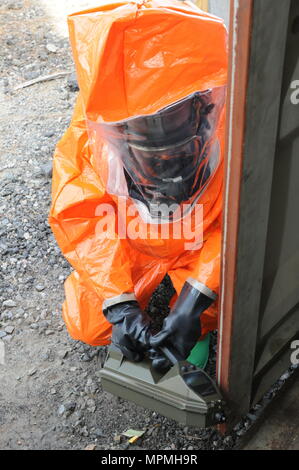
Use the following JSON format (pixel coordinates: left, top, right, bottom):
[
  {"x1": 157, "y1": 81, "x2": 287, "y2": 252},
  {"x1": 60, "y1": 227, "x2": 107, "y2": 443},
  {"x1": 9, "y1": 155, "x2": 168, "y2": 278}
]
[{"x1": 49, "y1": 0, "x2": 227, "y2": 371}]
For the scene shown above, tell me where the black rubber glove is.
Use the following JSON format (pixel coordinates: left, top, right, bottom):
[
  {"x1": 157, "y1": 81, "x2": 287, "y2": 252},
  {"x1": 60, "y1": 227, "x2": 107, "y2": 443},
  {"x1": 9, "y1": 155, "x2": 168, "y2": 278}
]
[
  {"x1": 104, "y1": 301, "x2": 152, "y2": 362},
  {"x1": 149, "y1": 282, "x2": 214, "y2": 372}
]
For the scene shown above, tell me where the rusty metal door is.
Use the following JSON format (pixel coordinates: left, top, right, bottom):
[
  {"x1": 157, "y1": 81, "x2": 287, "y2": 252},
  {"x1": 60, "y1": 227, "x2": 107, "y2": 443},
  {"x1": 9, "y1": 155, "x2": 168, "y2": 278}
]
[{"x1": 217, "y1": 0, "x2": 299, "y2": 419}]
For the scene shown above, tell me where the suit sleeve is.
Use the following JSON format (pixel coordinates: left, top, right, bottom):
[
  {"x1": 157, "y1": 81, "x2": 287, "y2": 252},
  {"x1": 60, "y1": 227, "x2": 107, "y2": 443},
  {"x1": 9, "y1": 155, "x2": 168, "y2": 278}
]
[{"x1": 49, "y1": 96, "x2": 136, "y2": 307}]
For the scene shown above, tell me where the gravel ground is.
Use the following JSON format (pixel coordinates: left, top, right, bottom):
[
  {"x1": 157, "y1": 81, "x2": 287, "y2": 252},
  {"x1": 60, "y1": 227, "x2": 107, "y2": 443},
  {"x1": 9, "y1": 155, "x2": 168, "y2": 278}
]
[{"x1": 0, "y1": 0, "x2": 297, "y2": 451}]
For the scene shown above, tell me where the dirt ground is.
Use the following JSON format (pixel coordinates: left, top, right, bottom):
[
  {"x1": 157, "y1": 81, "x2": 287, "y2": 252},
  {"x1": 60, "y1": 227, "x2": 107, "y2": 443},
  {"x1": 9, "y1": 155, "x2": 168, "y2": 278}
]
[{"x1": 0, "y1": 0, "x2": 296, "y2": 451}]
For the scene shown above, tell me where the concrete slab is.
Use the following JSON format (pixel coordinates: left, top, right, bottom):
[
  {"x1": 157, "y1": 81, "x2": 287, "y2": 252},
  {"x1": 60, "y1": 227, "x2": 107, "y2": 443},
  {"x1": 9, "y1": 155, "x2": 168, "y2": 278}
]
[{"x1": 244, "y1": 378, "x2": 299, "y2": 450}]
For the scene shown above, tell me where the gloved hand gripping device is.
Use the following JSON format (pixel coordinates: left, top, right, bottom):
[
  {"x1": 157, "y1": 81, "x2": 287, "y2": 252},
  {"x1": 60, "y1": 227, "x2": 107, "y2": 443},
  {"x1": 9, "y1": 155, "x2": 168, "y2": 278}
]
[{"x1": 101, "y1": 281, "x2": 226, "y2": 427}]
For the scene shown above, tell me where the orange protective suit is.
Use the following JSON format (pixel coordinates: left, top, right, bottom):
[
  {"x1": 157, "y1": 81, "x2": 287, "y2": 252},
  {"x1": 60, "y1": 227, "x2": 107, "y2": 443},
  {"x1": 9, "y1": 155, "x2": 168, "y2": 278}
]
[{"x1": 49, "y1": 0, "x2": 227, "y2": 346}]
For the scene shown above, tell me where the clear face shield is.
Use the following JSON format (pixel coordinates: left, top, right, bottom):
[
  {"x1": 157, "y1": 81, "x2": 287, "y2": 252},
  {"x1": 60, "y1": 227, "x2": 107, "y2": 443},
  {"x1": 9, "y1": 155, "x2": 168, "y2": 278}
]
[{"x1": 92, "y1": 86, "x2": 225, "y2": 222}]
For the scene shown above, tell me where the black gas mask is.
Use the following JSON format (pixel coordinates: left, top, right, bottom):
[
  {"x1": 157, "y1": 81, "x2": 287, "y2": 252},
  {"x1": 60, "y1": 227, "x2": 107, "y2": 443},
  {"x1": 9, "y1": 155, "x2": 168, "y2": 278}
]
[{"x1": 97, "y1": 87, "x2": 225, "y2": 221}]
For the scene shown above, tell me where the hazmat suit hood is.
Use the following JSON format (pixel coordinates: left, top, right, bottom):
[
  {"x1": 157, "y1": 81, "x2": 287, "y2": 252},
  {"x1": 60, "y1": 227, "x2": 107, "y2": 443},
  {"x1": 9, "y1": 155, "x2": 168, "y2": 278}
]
[
  {"x1": 68, "y1": 0, "x2": 227, "y2": 221},
  {"x1": 68, "y1": 0, "x2": 227, "y2": 120}
]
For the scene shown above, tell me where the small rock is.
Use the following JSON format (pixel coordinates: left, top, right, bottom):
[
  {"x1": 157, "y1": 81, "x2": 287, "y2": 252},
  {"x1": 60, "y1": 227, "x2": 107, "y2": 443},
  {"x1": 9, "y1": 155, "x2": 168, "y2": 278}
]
[
  {"x1": 58, "y1": 405, "x2": 65, "y2": 417},
  {"x1": 7, "y1": 2, "x2": 23, "y2": 10},
  {"x1": 39, "y1": 51, "x2": 47, "y2": 61},
  {"x1": 81, "y1": 426, "x2": 89, "y2": 437},
  {"x1": 81, "y1": 353, "x2": 92, "y2": 362},
  {"x1": 28, "y1": 368, "x2": 37, "y2": 377},
  {"x1": 41, "y1": 162, "x2": 52, "y2": 179},
  {"x1": 146, "y1": 427, "x2": 156, "y2": 437},
  {"x1": 65, "y1": 402, "x2": 76, "y2": 417},
  {"x1": 280, "y1": 371, "x2": 291, "y2": 381},
  {"x1": 40, "y1": 352, "x2": 50, "y2": 361},
  {"x1": 87, "y1": 398, "x2": 96, "y2": 413},
  {"x1": 58, "y1": 350, "x2": 68, "y2": 359},
  {"x1": 2, "y1": 311, "x2": 13, "y2": 321},
  {"x1": 46, "y1": 43, "x2": 57, "y2": 53},
  {"x1": 45, "y1": 330, "x2": 55, "y2": 336},
  {"x1": 0, "y1": 331, "x2": 7, "y2": 339},
  {"x1": 67, "y1": 73, "x2": 79, "y2": 92},
  {"x1": 88, "y1": 349, "x2": 98, "y2": 359},
  {"x1": 44, "y1": 131, "x2": 55, "y2": 138},
  {"x1": 84, "y1": 444, "x2": 96, "y2": 451},
  {"x1": 40, "y1": 311, "x2": 48, "y2": 320},
  {"x1": 4, "y1": 325, "x2": 14, "y2": 335},
  {"x1": 150, "y1": 306, "x2": 159, "y2": 315},
  {"x1": 224, "y1": 436, "x2": 234, "y2": 445},
  {"x1": 2, "y1": 300, "x2": 17, "y2": 308},
  {"x1": 247, "y1": 413, "x2": 258, "y2": 422},
  {"x1": 35, "y1": 285, "x2": 45, "y2": 292},
  {"x1": 24, "y1": 70, "x2": 40, "y2": 81},
  {"x1": 2, "y1": 335, "x2": 12, "y2": 343}
]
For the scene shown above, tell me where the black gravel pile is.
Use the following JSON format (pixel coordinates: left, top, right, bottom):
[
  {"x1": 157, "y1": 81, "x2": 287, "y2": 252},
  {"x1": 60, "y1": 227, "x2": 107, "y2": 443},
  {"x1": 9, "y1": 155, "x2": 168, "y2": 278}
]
[{"x1": 146, "y1": 275, "x2": 175, "y2": 334}]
